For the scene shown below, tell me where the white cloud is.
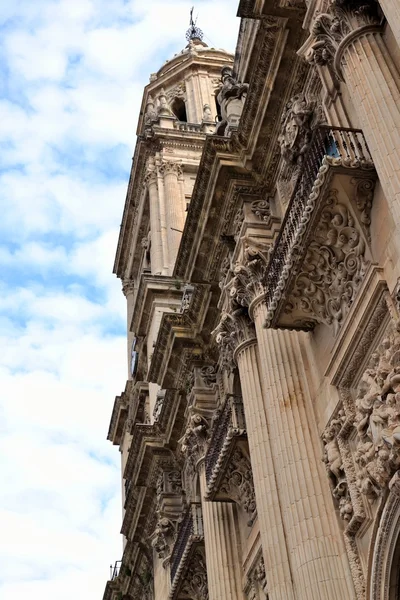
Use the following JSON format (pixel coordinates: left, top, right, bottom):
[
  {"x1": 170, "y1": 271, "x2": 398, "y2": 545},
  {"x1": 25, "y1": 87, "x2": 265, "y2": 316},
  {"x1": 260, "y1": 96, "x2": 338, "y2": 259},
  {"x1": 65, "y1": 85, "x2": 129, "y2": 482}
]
[{"x1": 0, "y1": 0, "x2": 239, "y2": 599}]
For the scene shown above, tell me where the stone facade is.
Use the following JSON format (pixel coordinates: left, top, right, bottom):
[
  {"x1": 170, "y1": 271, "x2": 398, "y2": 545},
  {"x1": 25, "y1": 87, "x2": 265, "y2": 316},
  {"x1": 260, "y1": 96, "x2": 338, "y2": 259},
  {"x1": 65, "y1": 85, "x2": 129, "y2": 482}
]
[{"x1": 103, "y1": 4, "x2": 400, "y2": 600}]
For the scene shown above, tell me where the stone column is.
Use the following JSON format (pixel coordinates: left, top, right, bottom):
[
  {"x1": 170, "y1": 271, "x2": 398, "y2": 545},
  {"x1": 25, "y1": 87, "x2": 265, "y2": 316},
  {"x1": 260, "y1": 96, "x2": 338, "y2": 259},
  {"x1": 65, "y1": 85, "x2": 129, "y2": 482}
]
[
  {"x1": 122, "y1": 278, "x2": 136, "y2": 378},
  {"x1": 379, "y1": 0, "x2": 400, "y2": 46},
  {"x1": 199, "y1": 462, "x2": 244, "y2": 600},
  {"x1": 250, "y1": 297, "x2": 355, "y2": 600},
  {"x1": 215, "y1": 310, "x2": 295, "y2": 600},
  {"x1": 160, "y1": 161, "x2": 185, "y2": 273},
  {"x1": 303, "y1": 2, "x2": 400, "y2": 223},
  {"x1": 145, "y1": 167, "x2": 163, "y2": 275}
]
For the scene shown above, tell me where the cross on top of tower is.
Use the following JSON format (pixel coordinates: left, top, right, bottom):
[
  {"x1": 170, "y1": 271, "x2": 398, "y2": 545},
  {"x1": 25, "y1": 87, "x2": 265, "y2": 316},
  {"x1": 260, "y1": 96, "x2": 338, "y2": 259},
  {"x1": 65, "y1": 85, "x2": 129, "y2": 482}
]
[{"x1": 186, "y1": 6, "x2": 204, "y2": 42}]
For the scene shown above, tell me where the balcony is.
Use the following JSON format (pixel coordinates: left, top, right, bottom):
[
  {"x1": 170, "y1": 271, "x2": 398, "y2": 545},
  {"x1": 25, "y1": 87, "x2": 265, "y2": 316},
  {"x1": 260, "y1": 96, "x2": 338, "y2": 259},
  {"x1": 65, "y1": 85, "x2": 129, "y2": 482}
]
[
  {"x1": 169, "y1": 503, "x2": 204, "y2": 597},
  {"x1": 205, "y1": 395, "x2": 246, "y2": 488},
  {"x1": 263, "y1": 126, "x2": 376, "y2": 332}
]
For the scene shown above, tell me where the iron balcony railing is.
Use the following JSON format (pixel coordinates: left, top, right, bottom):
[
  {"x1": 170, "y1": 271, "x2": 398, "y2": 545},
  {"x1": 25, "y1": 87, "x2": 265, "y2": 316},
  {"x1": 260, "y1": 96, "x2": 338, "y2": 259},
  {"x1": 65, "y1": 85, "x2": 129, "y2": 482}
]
[
  {"x1": 264, "y1": 126, "x2": 373, "y2": 317},
  {"x1": 205, "y1": 395, "x2": 246, "y2": 484},
  {"x1": 110, "y1": 560, "x2": 121, "y2": 581},
  {"x1": 170, "y1": 503, "x2": 203, "y2": 582}
]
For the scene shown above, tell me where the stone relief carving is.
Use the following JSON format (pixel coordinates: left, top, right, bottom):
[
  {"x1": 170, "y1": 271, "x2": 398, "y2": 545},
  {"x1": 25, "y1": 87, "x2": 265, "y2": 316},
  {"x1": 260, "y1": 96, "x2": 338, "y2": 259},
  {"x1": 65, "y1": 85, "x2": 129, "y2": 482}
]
[
  {"x1": 278, "y1": 94, "x2": 315, "y2": 165},
  {"x1": 251, "y1": 199, "x2": 271, "y2": 223},
  {"x1": 166, "y1": 83, "x2": 186, "y2": 104},
  {"x1": 285, "y1": 190, "x2": 369, "y2": 335},
  {"x1": 181, "y1": 549, "x2": 209, "y2": 600},
  {"x1": 215, "y1": 66, "x2": 249, "y2": 136},
  {"x1": 219, "y1": 256, "x2": 231, "y2": 290},
  {"x1": 151, "y1": 517, "x2": 175, "y2": 558},
  {"x1": 323, "y1": 409, "x2": 354, "y2": 521},
  {"x1": 199, "y1": 365, "x2": 217, "y2": 387},
  {"x1": 353, "y1": 323, "x2": 400, "y2": 500},
  {"x1": 220, "y1": 447, "x2": 257, "y2": 526}
]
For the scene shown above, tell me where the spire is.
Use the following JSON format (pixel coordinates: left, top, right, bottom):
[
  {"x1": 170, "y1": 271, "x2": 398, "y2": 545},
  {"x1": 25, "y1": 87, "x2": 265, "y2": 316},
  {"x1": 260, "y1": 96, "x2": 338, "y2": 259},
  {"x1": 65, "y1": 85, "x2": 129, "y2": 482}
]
[{"x1": 186, "y1": 6, "x2": 204, "y2": 42}]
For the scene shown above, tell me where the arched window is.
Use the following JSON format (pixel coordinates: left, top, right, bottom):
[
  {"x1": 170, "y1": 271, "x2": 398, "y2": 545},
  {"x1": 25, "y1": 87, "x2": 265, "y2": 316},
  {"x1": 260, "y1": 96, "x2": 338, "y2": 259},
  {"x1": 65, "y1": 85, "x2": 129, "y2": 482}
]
[{"x1": 171, "y1": 97, "x2": 187, "y2": 122}]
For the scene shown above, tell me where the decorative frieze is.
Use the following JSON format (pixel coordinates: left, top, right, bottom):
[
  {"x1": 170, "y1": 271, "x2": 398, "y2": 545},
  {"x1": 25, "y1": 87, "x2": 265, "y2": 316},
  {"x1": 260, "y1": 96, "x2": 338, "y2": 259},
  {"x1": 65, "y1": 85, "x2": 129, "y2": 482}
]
[
  {"x1": 353, "y1": 323, "x2": 400, "y2": 500},
  {"x1": 220, "y1": 447, "x2": 257, "y2": 526},
  {"x1": 285, "y1": 189, "x2": 369, "y2": 334}
]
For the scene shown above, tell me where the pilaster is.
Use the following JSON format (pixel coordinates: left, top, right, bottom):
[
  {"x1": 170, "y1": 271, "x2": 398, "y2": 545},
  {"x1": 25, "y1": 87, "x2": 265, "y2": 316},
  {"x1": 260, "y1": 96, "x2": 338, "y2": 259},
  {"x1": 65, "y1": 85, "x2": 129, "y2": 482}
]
[{"x1": 160, "y1": 161, "x2": 185, "y2": 274}]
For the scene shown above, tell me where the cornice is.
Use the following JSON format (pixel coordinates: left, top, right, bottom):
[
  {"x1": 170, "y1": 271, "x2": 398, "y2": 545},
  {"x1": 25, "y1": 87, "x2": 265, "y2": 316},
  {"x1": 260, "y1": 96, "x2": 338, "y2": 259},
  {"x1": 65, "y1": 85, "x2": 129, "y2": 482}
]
[
  {"x1": 174, "y1": 135, "x2": 244, "y2": 280},
  {"x1": 131, "y1": 275, "x2": 185, "y2": 337},
  {"x1": 147, "y1": 284, "x2": 211, "y2": 387}
]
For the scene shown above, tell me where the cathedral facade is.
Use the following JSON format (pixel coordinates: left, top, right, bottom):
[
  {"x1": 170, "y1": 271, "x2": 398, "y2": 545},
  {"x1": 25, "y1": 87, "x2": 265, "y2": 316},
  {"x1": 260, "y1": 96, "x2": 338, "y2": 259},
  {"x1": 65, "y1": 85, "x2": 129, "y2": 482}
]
[{"x1": 103, "y1": 1, "x2": 400, "y2": 599}]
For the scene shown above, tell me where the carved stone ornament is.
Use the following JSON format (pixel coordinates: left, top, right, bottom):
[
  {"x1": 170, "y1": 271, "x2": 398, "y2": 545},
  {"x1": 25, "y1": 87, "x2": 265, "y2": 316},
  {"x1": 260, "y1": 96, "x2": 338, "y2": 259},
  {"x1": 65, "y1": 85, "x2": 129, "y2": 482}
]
[
  {"x1": 151, "y1": 517, "x2": 175, "y2": 558},
  {"x1": 179, "y1": 413, "x2": 209, "y2": 472},
  {"x1": 229, "y1": 244, "x2": 270, "y2": 308},
  {"x1": 213, "y1": 308, "x2": 256, "y2": 370},
  {"x1": 180, "y1": 549, "x2": 209, "y2": 600},
  {"x1": 323, "y1": 409, "x2": 354, "y2": 521},
  {"x1": 215, "y1": 66, "x2": 249, "y2": 136},
  {"x1": 160, "y1": 161, "x2": 183, "y2": 178},
  {"x1": 166, "y1": 83, "x2": 186, "y2": 104},
  {"x1": 251, "y1": 199, "x2": 271, "y2": 223},
  {"x1": 278, "y1": 94, "x2": 315, "y2": 165},
  {"x1": 198, "y1": 365, "x2": 217, "y2": 387},
  {"x1": 145, "y1": 94, "x2": 158, "y2": 125},
  {"x1": 284, "y1": 190, "x2": 369, "y2": 335},
  {"x1": 220, "y1": 447, "x2": 257, "y2": 526},
  {"x1": 157, "y1": 87, "x2": 172, "y2": 116},
  {"x1": 202, "y1": 103, "x2": 213, "y2": 122},
  {"x1": 302, "y1": 1, "x2": 380, "y2": 79},
  {"x1": 353, "y1": 323, "x2": 400, "y2": 500}
]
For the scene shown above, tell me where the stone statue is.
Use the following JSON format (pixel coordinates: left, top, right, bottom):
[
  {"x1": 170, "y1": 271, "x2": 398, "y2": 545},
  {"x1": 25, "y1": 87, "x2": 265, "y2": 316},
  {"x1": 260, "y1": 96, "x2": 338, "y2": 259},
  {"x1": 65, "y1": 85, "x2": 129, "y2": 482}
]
[
  {"x1": 278, "y1": 94, "x2": 314, "y2": 164},
  {"x1": 145, "y1": 95, "x2": 158, "y2": 125},
  {"x1": 202, "y1": 103, "x2": 213, "y2": 122},
  {"x1": 215, "y1": 66, "x2": 248, "y2": 136}
]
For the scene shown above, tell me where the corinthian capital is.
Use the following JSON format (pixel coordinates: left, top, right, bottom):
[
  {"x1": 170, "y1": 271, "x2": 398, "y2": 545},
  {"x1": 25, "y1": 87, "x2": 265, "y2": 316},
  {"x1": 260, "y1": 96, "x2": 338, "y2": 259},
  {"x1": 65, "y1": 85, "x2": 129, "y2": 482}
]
[
  {"x1": 144, "y1": 156, "x2": 158, "y2": 187},
  {"x1": 160, "y1": 161, "x2": 183, "y2": 178},
  {"x1": 213, "y1": 308, "x2": 256, "y2": 368},
  {"x1": 299, "y1": 0, "x2": 380, "y2": 78},
  {"x1": 229, "y1": 244, "x2": 269, "y2": 308}
]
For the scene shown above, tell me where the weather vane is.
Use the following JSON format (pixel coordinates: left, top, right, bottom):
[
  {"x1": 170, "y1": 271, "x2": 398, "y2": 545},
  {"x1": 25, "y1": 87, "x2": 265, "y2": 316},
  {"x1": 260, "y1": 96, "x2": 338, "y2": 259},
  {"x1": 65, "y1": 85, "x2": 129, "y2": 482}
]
[{"x1": 186, "y1": 6, "x2": 204, "y2": 42}]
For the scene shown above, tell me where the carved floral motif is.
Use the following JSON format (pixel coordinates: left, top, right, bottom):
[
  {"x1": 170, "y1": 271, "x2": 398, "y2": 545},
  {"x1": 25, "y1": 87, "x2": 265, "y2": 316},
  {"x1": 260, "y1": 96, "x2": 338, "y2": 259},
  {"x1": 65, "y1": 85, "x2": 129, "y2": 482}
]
[
  {"x1": 181, "y1": 550, "x2": 209, "y2": 600},
  {"x1": 220, "y1": 447, "x2": 257, "y2": 526},
  {"x1": 285, "y1": 191, "x2": 369, "y2": 335}
]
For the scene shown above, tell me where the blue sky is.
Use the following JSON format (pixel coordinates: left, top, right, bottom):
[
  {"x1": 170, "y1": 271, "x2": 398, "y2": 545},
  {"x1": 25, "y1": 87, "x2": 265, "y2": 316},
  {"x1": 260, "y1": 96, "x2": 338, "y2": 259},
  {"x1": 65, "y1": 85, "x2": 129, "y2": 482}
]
[{"x1": 0, "y1": 1, "x2": 239, "y2": 599}]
